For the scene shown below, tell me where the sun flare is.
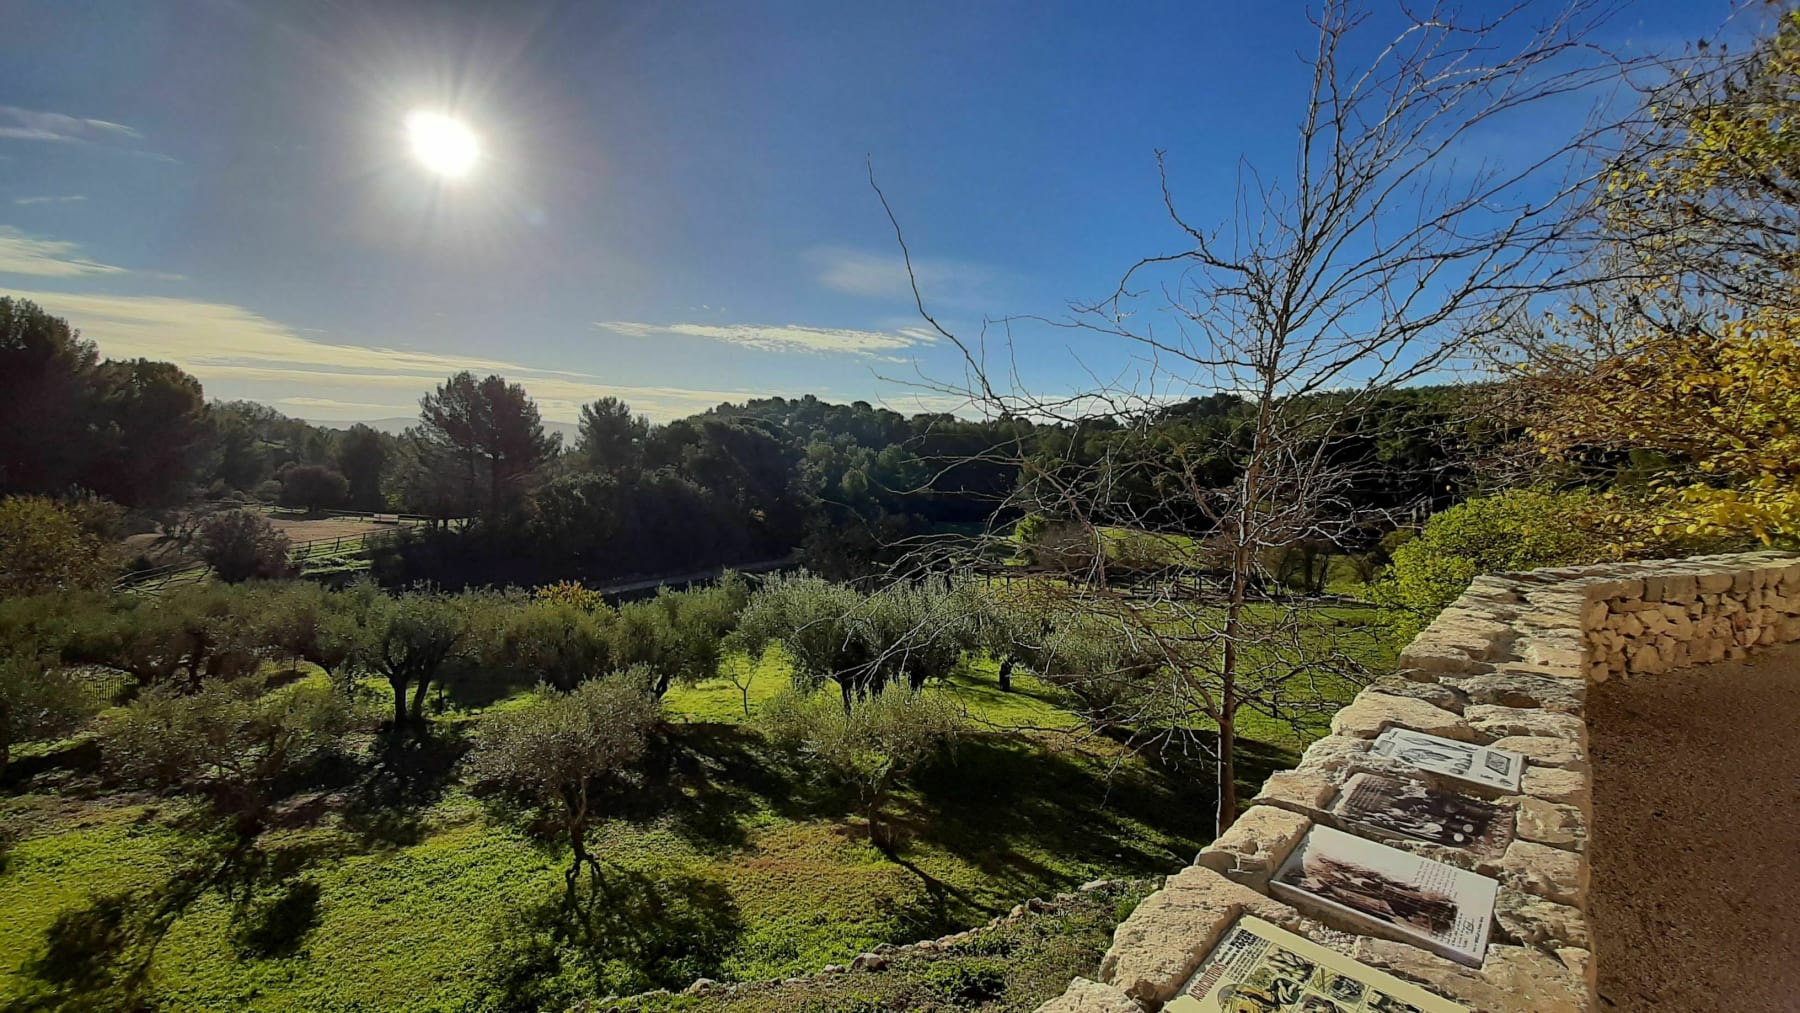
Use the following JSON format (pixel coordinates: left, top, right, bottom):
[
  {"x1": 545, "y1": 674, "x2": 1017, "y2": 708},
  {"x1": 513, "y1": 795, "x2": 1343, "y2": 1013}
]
[{"x1": 405, "y1": 110, "x2": 479, "y2": 179}]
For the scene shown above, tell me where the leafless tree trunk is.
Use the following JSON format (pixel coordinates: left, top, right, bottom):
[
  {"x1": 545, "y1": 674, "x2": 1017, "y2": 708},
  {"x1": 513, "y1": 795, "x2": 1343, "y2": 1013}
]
[{"x1": 880, "y1": 0, "x2": 1641, "y2": 837}]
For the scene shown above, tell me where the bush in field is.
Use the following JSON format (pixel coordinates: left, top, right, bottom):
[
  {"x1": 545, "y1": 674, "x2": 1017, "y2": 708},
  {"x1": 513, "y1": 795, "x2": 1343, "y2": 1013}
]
[
  {"x1": 92, "y1": 584, "x2": 269, "y2": 690},
  {"x1": 348, "y1": 590, "x2": 466, "y2": 728},
  {"x1": 1373, "y1": 488, "x2": 1616, "y2": 641},
  {"x1": 762, "y1": 688, "x2": 964, "y2": 852},
  {"x1": 0, "y1": 654, "x2": 99, "y2": 777},
  {"x1": 103, "y1": 675, "x2": 348, "y2": 834},
  {"x1": 496, "y1": 598, "x2": 615, "y2": 692},
  {"x1": 470, "y1": 677, "x2": 660, "y2": 891},
  {"x1": 199, "y1": 510, "x2": 292, "y2": 582},
  {"x1": 278, "y1": 464, "x2": 350, "y2": 514},
  {"x1": 734, "y1": 573, "x2": 978, "y2": 708},
  {"x1": 0, "y1": 495, "x2": 114, "y2": 595}
]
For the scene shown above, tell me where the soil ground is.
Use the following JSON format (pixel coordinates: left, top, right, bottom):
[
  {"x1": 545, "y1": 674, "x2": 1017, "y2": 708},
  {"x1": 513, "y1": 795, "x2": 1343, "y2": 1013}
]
[{"x1": 1587, "y1": 644, "x2": 1800, "y2": 1012}]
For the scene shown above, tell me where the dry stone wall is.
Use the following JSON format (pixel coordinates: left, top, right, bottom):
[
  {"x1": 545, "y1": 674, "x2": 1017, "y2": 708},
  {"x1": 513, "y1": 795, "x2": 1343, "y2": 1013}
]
[{"x1": 1037, "y1": 549, "x2": 1800, "y2": 1013}]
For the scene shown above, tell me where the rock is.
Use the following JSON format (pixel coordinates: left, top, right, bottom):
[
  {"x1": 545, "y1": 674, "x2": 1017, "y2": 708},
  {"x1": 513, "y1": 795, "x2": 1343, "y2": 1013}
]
[
  {"x1": 851, "y1": 953, "x2": 889, "y2": 971},
  {"x1": 1490, "y1": 736, "x2": 1588, "y2": 772},
  {"x1": 1354, "y1": 938, "x2": 1592, "y2": 1013},
  {"x1": 1295, "y1": 734, "x2": 1371, "y2": 775},
  {"x1": 1495, "y1": 889, "x2": 1591, "y2": 950},
  {"x1": 1100, "y1": 867, "x2": 1297, "y2": 1004},
  {"x1": 1396, "y1": 641, "x2": 1492, "y2": 675},
  {"x1": 1329, "y1": 693, "x2": 1473, "y2": 741},
  {"x1": 682, "y1": 979, "x2": 718, "y2": 995},
  {"x1": 1463, "y1": 705, "x2": 1587, "y2": 744},
  {"x1": 1366, "y1": 675, "x2": 1466, "y2": 713},
  {"x1": 1250, "y1": 769, "x2": 1337, "y2": 813},
  {"x1": 1498, "y1": 839, "x2": 1588, "y2": 907},
  {"x1": 1445, "y1": 671, "x2": 1585, "y2": 715},
  {"x1": 1193, "y1": 806, "x2": 1311, "y2": 884},
  {"x1": 1031, "y1": 977, "x2": 1142, "y2": 1013},
  {"x1": 1079, "y1": 878, "x2": 1114, "y2": 892},
  {"x1": 821, "y1": 964, "x2": 845, "y2": 974},
  {"x1": 1509, "y1": 796, "x2": 1587, "y2": 851},
  {"x1": 1522, "y1": 766, "x2": 1591, "y2": 815}
]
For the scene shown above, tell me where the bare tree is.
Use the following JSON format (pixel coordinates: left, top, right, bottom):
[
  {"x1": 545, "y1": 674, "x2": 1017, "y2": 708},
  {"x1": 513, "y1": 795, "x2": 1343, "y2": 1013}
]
[{"x1": 881, "y1": 0, "x2": 1639, "y2": 836}]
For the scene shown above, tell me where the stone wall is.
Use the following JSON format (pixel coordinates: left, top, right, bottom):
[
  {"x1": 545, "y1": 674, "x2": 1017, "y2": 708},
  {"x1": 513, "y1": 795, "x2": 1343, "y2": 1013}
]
[{"x1": 1035, "y1": 549, "x2": 1800, "y2": 1013}]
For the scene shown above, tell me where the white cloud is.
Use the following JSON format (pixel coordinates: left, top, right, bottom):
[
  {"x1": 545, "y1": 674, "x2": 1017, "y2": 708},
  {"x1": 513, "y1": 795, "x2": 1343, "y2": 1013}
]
[
  {"x1": 0, "y1": 106, "x2": 141, "y2": 144},
  {"x1": 805, "y1": 245, "x2": 1007, "y2": 308},
  {"x1": 13, "y1": 195, "x2": 87, "y2": 206},
  {"x1": 0, "y1": 227, "x2": 126, "y2": 277},
  {"x1": 276, "y1": 396, "x2": 420, "y2": 416},
  {"x1": 597, "y1": 320, "x2": 938, "y2": 356},
  {"x1": 8, "y1": 289, "x2": 766, "y2": 422}
]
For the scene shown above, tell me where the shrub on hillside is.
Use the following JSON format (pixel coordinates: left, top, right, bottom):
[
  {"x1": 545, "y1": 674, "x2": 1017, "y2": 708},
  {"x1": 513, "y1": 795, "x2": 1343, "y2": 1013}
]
[
  {"x1": 102, "y1": 675, "x2": 348, "y2": 834},
  {"x1": 199, "y1": 510, "x2": 292, "y2": 583},
  {"x1": 0, "y1": 495, "x2": 115, "y2": 595},
  {"x1": 1372, "y1": 488, "x2": 1616, "y2": 641}
]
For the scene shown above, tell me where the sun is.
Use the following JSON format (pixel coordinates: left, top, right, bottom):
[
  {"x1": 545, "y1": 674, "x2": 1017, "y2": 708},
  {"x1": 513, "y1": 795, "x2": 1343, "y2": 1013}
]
[{"x1": 405, "y1": 110, "x2": 480, "y2": 179}]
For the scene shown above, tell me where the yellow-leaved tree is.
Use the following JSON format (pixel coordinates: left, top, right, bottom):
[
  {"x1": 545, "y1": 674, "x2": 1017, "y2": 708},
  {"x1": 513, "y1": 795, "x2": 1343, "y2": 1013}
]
[{"x1": 1521, "y1": 8, "x2": 1800, "y2": 545}]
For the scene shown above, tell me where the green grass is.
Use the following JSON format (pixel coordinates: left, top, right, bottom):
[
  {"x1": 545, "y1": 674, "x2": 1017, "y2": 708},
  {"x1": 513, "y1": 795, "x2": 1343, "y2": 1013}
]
[
  {"x1": 0, "y1": 691, "x2": 1224, "y2": 1011},
  {"x1": 0, "y1": 606, "x2": 1377, "y2": 1012}
]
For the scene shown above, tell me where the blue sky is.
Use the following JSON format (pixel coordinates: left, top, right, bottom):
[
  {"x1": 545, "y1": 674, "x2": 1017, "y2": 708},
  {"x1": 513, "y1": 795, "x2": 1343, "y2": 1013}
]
[{"x1": 0, "y1": 0, "x2": 1738, "y2": 423}]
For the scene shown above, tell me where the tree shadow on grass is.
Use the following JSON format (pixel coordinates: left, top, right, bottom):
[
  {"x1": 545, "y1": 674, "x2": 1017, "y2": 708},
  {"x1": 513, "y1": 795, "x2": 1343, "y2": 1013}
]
[
  {"x1": 480, "y1": 865, "x2": 744, "y2": 1010},
  {"x1": 901, "y1": 730, "x2": 1292, "y2": 903},
  {"x1": 11, "y1": 828, "x2": 268, "y2": 1012},
  {"x1": 341, "y1": 727, "x2": 470, "y2": 848},
  {"x1": 606, "y1": 724, "x2": 829, "y2": 853}
]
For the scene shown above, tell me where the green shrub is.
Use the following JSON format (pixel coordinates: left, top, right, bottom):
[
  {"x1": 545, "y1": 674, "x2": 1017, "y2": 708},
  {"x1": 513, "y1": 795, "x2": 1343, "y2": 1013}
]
[
  {"x1": 922, "y1": 959, "x2": 1008, "y2": 1004},
  {"x1": 1372, "y1": 488, "x2": 1613, "y2": 641}
]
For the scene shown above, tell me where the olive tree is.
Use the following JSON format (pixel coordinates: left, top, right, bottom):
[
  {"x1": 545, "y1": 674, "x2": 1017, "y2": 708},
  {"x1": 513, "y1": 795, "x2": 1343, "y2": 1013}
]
[
  {"x1": 733, "y1": 573, "x2": 978, "y2": 711},
  {"x1": 0, "y1": 654, "x2": 97, "y2": 777},
  {"x1": 103, "y1": 676, "x2": 348, "y2": 836},
  {"x1": 349, "y1": 591, "x2": 466, "y2": 729},
  {"x1": 762, "y1": 688, "x2": 964, "y2": 853},
  {"x1": 470, "y1": 676, "x2": 661, "y2": 895}
]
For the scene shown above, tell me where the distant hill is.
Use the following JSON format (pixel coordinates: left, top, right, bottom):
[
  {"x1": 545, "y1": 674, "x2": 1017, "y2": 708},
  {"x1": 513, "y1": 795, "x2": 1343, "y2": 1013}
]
[{"x1": 309, "y1": 417, "x2": 583, "y2": 443}]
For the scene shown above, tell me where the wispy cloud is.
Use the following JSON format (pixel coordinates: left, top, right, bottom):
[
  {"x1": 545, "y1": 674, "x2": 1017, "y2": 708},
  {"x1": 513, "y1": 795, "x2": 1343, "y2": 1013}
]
[
  {"x1": 0, "y1": 106, "x2": 141, "y2": 144},
  {"x1": 597, "y1": 320, "x2": 938, "y2": 357},
  {"x1": 8, "y1": 289, "x2": 766, "y2": 422},
  {"x1": 0, "y1": 227, "x2": 126, "y2": 277},
  {"x1": 805, "y1": 245, "x2": 1009, "y2": 308},
  {"x1": 0, "y1": 106, "x2": 171, "y2": 161},
  {"x1": 13, "y1": 195, "x2": 87, "y2": 206}
]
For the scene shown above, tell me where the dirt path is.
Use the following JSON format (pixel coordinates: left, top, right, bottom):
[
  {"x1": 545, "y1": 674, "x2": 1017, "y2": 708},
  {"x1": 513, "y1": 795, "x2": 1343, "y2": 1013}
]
[{"x1": 1588, "y1": 645, "x2": 1800, "y2": 1012}]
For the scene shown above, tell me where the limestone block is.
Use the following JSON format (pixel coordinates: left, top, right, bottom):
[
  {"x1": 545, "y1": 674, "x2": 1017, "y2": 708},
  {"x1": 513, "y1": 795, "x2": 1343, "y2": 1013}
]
[
  {"x1": 1100, "y1": 867, "x2": 1296, "y2": 1004},
  {"x1": 1495, "y1": 888, "x2": 1591, "y2": 949},
  {"x1": 1463, "y1": 705, "x2": 1586, "y2": 744},
  {"x1": 1250, "y1": 769, "x2": 1337, "y2": 813},
  {"x1": 1365, "y1": 675, "x2": 1466, "y2": 713},
  {"x1": 1396, "y1": 641, "x2": 1491, "y2": 676},
  {"x1": 1194, "y1": 806, "x2": 1311, "y2": 883},
  {"x1": 1032, "y1": 978, "x2": 1142, "y2": 1013},
  {"x1": 1330, "y1": 693, "x2": 1472, "y2": 741},
  {"x1": 1295, "y1": 734, "x2": 1371, "y2": 776},
  {"x1": 1627, "y1": 643, "x2": 1664, "y2": 675},
  {"x1": 1518, "y1": 638, "x2": 1585, "y2": 673},
  {"x1": 1498, "y1": 839, "x2": 1589, "y2": 907},
  {"x1": 1509, "y1": 796, "x2": 1587, "y2": 851},
  {"x1": 1696, "y1": 572, "x2": 1734, "y2": 594},
  {"x1": 1444, "y1": 672, "x2": 1585, "y2": 715},
  {"x1": 1353, "y1": 938, "x2": 1592, "y2": 1013},
  {"x1": 1522, "y1": 766, "x2": 1591, "y2": 815}
]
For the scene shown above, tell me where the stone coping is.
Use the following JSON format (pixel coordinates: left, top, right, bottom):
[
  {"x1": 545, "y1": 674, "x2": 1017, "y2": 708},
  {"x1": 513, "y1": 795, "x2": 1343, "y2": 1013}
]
[{"x1": 1034, "y1": 550, "x2": 1800, "y2": 1013}]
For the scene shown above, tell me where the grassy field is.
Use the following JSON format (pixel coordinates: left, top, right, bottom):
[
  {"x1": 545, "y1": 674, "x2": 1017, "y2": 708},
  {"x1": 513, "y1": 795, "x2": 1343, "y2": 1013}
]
[{"x1": 0, "y1": 621, "x2": 1379, "y2": 1012}]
